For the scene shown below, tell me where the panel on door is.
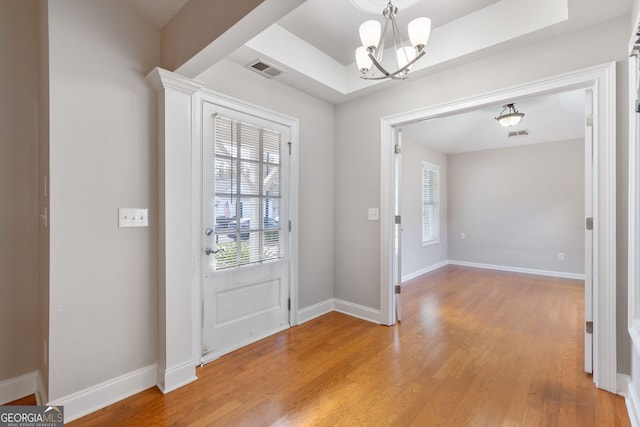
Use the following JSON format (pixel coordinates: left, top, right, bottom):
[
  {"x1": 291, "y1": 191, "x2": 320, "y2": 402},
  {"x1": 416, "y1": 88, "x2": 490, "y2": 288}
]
[{"x1": 201, "y1": 103, "x2": 290, "y2": 363}]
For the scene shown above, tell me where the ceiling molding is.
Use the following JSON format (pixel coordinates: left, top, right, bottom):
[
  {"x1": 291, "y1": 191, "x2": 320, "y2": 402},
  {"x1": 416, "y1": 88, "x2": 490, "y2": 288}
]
[{"x1": 226, "y1": 0, "x2": 569, "y2": 103}]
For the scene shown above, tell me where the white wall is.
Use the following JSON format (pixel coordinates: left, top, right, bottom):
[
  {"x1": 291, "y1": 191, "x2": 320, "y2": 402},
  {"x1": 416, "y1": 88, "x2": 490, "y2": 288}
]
[
  {"x1": 334, "y1": 15, "x2": 630, "y2": 372},
  {"x1": 46, "y1": 0, "x2": 160, "y2": 400},
  {"x1": 448, "y1": 139, "x2": 585, "y2": 275},
  {"x1": 196, "y1": 59, "x2": 335, "y2": 309},
  {"x1": 0, "y1": 0, "x2": 40, "y2": 383},
  {"x1": 31, "y1": 0, "x2": 333, "y2": 407},
  {"x1": 400, "y1": 139, "x2": 447, "y2": 280}
]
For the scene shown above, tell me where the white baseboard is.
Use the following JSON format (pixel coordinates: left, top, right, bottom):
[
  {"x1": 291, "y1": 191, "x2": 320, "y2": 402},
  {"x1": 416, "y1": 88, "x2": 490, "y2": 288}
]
[
  {"x1": 298, "y1": 299, "x2": 334, "y2": 324},
  {"x1": 447, "y1": 260, "x2": 586, "y2": 280},
  {"x1": 619, "y1": 373, "x2": 632, "y2": 397},
  {"x1": 334, "y1": 299, "x2": 380, "y2": 324},
  {"x1": 625, "y1": 375, "x2": 640, "y2": 427},
  {"x1": 0, "y1": 371, "x2": 38, "y2": 405},
  {"x1": 298, "y1": 299, "x2": 380, "y2": 325},
  {"x1": 48, "y1": 364, "x2": 157, "y2": 423},
  {"x1": 401, "y1": 261, "x2": 448, "y2": 283},
  {"x1": 157, "y1": 360, "x2": 198, "y2": 394}
]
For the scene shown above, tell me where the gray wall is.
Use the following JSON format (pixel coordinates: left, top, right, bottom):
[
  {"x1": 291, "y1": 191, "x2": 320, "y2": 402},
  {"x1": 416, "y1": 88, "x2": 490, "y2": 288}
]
[
  {"x1": 0, "y1": 0, "x2": 40, "y2": 383},
  {"x1": 334, "y1": 15, "x2": 630, "y2": 373},
  {"x1": 448, "y1": 139, "x2": 585, "y2": 275},
  {"x1": 46, "y1": 0, "x2": 160, "y2": 400},
  {"x1": 196, "y1": 59, "x2": 335, "y2": 309},
  {"x1": 38, "y1": 0, "x2": 51, "y2": 395},
  {"x1": 26, "y1": 0, "x2": 334, "y2": 403},
  {"x1": 400, "y1": 138, "x2": 448, "y2": 279}
]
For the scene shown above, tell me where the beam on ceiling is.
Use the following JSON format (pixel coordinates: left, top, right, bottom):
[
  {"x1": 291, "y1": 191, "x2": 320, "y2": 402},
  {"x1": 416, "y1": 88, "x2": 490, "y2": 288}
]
[{"x1": 162, "y1": 0, "x2": 306, "y2": 78}]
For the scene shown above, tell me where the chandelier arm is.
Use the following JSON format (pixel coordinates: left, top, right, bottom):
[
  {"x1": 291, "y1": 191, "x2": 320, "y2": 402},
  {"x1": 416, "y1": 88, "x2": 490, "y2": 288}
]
[
  {"x1": 367, "y1": 53, "x2": 404, "y2": 80},
  {"x1": 390, "y1": 11, "x2": 408, "y2": 58},
  {"x1": 364, "y1": 50, "x2": 426, "y2": 80},
  {"x1": 390, "y1": 15, "x2": 399, "y2": 55},
  {"x1": 361, "y1": 74, "x2": 400, "y2": 81},
  {"x1": 376, "y1": 19, "x2": 390, "y2": 63}
]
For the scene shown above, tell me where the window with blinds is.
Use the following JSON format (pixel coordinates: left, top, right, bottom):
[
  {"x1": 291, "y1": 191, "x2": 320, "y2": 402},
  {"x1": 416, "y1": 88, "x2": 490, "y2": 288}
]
[
  {"x1": 422, "y1": 161, "x2": 440, "y2": 245},
  {"x1": 212, "y1": 115, "x2": 283, "y2": 270}
]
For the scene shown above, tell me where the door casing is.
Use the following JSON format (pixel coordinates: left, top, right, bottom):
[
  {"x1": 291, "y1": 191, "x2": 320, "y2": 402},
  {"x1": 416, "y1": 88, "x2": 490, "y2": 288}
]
[
  {"x1": 199, "y1": 103, "x2": 293, "y2": 363},
  {"x1": 380, "y1": 62, "x2": 617, "y2": 393},
  {"x1": 191, "y1": 89, "x2": 300, "y2": 365}
]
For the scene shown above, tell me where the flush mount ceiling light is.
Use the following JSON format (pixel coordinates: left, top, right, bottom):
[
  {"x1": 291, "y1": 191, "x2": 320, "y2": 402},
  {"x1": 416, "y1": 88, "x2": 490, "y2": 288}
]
[
  {"x1": 495, "y1": 103, "x2": 525, "y2": 127},
  {"x1": 353, "y1": 0, "x2": 431, "y2": 80}
]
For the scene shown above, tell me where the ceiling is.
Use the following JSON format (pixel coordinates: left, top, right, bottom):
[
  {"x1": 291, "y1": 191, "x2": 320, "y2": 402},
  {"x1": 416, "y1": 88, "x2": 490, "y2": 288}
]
[
  {"x1": 224, "y1": 0, "x2": 630, "y2": 103},
  {"x1": 402, "y1": 89, "x2": 586, "y2": 154},
  {"x1": 129, "y1": 0, "x2": 629, "y2": 153},
  {"x1": 277, "y1": 0, "x2": 501, "y2": 66},
  {"x1": 128, "y1": 0, "x2": 189, "y2": 28}
]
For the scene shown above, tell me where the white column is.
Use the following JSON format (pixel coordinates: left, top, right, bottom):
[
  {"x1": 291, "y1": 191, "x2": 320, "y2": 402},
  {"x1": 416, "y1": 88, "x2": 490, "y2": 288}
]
[{"x1": 146, "y1": 68, "x2": 202, "y2": 393}]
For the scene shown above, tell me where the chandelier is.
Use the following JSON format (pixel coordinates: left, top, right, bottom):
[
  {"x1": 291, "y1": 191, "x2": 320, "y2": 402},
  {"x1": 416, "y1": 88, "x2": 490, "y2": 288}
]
[
  {"x1": 495, "y1": 103, "x2": 525, "y2": 127},
  {"x1": 354, "y1": 1, "x2": 431, "y2": 80}
]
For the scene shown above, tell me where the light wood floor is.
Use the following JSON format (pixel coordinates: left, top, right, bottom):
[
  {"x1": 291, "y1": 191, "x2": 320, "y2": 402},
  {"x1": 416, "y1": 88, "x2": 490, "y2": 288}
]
[{"x1": 44, "y1": 266, "x2": 631, "y2": 425}]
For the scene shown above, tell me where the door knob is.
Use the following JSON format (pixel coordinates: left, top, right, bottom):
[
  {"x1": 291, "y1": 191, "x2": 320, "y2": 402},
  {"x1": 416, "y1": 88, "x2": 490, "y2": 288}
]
[
  {"x1": 205, "y1": 247, "x2": 224, "y2": 256},
  {"x1": 205, "y1": 227, "x2": 214, "y2": 236}
]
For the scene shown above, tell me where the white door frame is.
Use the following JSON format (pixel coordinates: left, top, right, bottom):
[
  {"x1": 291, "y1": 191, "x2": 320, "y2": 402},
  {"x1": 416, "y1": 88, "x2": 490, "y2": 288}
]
[
  {"x1": 627, "y1": 30, "x2": 640, "y2": 386},
  {"x1": 584, "y1": 88, "x2": 594, "y2": 374},
  {"x1": 379, "y1": 62, "x2": 617, "y2": 393},
  {"x1": 197, "y1": 100, "x2": 295, "y2": 364},
  {"x1": 147, "y1": 68, "x2": 299, "y2": 393},
  {"x1": 192, "y1": 89, "x2": 300, "y2": 364}
]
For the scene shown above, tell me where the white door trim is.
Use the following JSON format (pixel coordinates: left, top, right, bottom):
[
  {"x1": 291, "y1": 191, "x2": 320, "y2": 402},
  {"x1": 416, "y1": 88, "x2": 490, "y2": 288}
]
[
  {"x1": 380, "y1": 62, "x2": 617, "y2": 393},
  {"x1": 584, "y1": 88, "x2": 594, "y2": 374},
  {"x1": 627, "y1": 31, "x2": 640, "y2": 373},
  {"x1": 147, "y1": 67, "x2": 299, "y2": 393}
]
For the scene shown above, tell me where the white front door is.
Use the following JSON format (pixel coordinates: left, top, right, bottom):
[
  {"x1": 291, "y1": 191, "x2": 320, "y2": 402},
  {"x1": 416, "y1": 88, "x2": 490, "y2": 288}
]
[{"x1": 201, "y1": 102, "x2": 291, "y2": 363}]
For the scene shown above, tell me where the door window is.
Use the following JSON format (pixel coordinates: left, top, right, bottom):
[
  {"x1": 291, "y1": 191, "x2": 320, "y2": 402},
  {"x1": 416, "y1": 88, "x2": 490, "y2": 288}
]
[{"x1": 212, "y1": 115, "x2": 284, "y2": 270}]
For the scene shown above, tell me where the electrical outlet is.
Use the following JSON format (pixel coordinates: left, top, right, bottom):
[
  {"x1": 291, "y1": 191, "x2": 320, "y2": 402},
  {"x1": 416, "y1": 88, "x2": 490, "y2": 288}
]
[
  {"x1": 558, "y1": 252, "x2": 565, "y2": 261},
  {"x1": 368, "y1": 208, "x2": 379, "y2": 221},
  {"x1": 461, "y1": 232, "x2": 466, "y2": 239},
  {"x1": 119, "y1": 208, "x2": 149, "y2": 228}
]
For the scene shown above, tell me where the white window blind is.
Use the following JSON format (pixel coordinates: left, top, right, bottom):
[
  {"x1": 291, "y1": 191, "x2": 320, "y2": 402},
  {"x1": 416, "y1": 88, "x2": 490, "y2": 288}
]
[
  {"x1": 212, "y1": 114, "x2": 283, "y2": 270},
  {"x1": 422, "y1": 161, "x2": 440, "y2": 245}
]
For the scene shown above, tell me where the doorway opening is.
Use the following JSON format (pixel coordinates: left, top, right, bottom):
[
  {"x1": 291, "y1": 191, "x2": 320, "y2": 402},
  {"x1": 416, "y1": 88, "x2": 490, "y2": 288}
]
[
  {"x1": 379, "y1": 63, "x2": 617, "y2": 393},
  {"x1": 192, "y1": 91, "x2": 300, "y2": 366},
  {"x1": 394, "y1": 88, "x2": 593, "y2": 371}
]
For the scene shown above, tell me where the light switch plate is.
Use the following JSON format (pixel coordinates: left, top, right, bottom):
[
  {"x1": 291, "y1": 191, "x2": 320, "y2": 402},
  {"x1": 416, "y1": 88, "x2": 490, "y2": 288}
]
[
  {"x1": 368, "y1": 207, "x2": 379, "y2": 221},
  {"x1": 119, "y1": 208, "x2": 148, "y2": 228}
]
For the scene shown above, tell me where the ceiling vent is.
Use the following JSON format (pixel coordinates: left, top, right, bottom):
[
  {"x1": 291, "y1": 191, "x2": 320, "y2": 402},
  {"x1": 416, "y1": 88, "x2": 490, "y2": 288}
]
[
  {"x1": 507, "y1": 129, "x2": 529, "y2": 138},
  {"x1": 247, "y1": 60, "x2": 284, "y2": 79}
]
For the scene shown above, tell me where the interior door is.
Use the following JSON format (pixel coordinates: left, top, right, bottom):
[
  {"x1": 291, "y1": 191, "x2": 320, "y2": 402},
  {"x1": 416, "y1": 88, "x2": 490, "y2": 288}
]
[
  {"x1": 584, "y1": 88, "x2": 594, "y2": 374},
  {"x1": 201, "y1": 102, "x2": 290, "y2": 363},
  {"x1": 393, "y1": 128, "x2": 403, "y2": 322}
]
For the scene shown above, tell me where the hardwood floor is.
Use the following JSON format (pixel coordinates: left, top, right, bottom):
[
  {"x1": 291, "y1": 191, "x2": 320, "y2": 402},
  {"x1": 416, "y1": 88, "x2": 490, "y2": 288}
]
[
  {"x1": 5, "y1": 395, "x2": 37, "y2": 405},
  {"x1": 66, "y1": 266, "x2": 628, "y2": 426}
]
